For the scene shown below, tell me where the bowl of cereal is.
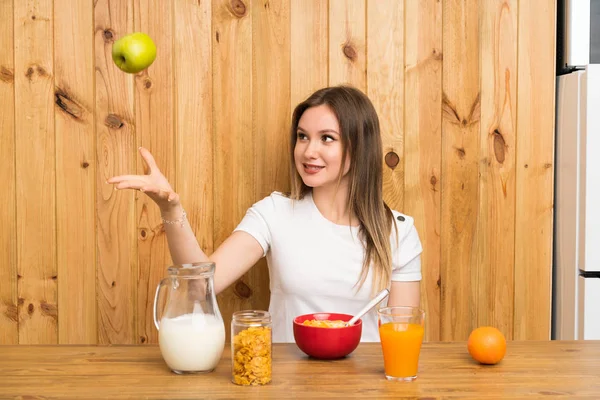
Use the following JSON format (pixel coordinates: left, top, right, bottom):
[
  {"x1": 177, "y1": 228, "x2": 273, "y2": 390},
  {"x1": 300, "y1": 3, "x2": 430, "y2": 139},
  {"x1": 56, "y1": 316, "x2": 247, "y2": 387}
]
[{"x1": 293, "y1": 313, "x2": 362, "y2": 359}]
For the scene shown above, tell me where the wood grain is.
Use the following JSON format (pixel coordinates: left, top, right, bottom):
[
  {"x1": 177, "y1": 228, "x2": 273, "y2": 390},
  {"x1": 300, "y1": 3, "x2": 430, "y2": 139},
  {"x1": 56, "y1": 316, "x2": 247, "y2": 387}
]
[
  {"x1": 514, "y1": 0, "x2": 556, "y2": 340},
  {"x1": 94, "y1": 0, "x2": 137, "y2": 344},
  {"x1": 478, "y1": 0, "x2": 517, "y2": 339},
  {"x1": 367, "y1": 0, "x2": 404, "y2": 212},
  {"x1": 134, "y1": 0, "x2": 175, "y2": 345},
  {"x1": 253, "y1": 0, "x2": 291, "y2": 199},
  {"x1": 441, "y1": 0, "x2": 481, "y2": 341},
  {"x1": 290, "y1": 0, "x2": 328, "y2": 106},
  {"x1": 403, "y1": 0, "x2": 442, "y2": 342},
  {"x1": 250, "y1": 0, "x2": 292, "y2": 326},
  {"x1": 174, "y1": 0, "x2": 214, "y2": 257},
  {"x1": 329, "y1": 0, "x2": 366, "y2": 89},
  {"x1": 1, "y1": 1, "x2": 560, "y2": 344},
  {"x1": 0, "y1": 0, "x2": 17, "y2": 344},
  {"x1": 54, "y1": 0, "x2": 97, "y2": 344},
  {"x1": 14, "y1": 0, "x2": 57, "y2": 344},
  {"x1": 213, "y1": 0, "x2": 254, "y2": 342},
  {"x1": 1, "y1": 342, "x2": 599, "y2": 398}
]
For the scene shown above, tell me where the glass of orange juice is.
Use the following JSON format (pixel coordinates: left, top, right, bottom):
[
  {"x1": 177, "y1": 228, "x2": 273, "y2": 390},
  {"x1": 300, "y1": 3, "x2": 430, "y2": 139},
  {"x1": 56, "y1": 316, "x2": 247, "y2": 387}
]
[{"x1": 377, "y1": 306, "x2": 425, "y2": 382}]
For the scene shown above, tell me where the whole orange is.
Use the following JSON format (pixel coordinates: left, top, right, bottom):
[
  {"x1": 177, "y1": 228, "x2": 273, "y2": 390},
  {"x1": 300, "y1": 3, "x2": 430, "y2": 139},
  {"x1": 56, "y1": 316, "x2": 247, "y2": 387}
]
[{"x1": 467, "y1": 326, "x2": 506, "y2": 365}]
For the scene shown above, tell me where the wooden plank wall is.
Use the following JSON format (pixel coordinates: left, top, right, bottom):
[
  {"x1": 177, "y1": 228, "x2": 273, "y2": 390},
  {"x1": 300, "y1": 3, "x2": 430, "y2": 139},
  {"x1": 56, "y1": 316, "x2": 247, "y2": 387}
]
[
  {"x1": 14, "y1": 0, "x2": 57, "y2": 344},
  {"x1": 95, "y1": 0, "x2": 137, "y2": 345},
  {"x1": 0, "y1": 0, "x2": 556, "y2": 344},
  {"x1": 441, "y1": 0, "x2": 481, "y2": 341},
  {"x1": 55, "y1": 0, "x2": 96, "y2": 344},
  {"x1": 0, "y1": 0, "x2": 17, "y2": 344}
]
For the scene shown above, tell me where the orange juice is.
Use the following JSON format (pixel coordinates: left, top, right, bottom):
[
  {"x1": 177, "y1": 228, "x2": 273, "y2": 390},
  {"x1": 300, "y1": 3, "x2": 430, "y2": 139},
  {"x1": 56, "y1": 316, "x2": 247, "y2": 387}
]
[{"x1": 379, "y1": 322, "x2": 424, "y2": 379}]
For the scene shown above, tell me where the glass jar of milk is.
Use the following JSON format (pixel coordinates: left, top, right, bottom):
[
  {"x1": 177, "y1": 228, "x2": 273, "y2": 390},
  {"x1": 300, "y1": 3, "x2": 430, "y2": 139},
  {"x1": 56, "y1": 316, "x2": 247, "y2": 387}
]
[
  {"x1": 231, "y1": 310, "x2": 272, "y2": 385},
  {"x1": 153, "y1": 262, "x2": 225, "y2": 374}
]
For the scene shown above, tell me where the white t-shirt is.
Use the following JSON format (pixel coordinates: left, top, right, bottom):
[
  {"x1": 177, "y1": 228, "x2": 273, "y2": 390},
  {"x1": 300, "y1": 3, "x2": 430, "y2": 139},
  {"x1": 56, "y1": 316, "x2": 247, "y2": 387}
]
[{"x1": 233, "y1": 191, "x2": 423, "y2": 343}]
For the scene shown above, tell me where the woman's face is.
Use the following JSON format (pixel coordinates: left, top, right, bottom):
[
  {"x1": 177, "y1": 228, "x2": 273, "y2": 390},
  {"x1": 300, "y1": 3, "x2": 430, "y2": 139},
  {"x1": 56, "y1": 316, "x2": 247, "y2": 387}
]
[{"x1": 294, "y1": 104, "x2": 350, "y2": 190}]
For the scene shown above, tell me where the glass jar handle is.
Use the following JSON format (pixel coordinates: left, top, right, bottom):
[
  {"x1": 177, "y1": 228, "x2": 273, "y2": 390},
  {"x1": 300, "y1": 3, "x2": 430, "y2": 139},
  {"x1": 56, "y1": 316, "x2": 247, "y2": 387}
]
[{"x1": 153, "y1": 278, "x2": 170, "y2": 330}]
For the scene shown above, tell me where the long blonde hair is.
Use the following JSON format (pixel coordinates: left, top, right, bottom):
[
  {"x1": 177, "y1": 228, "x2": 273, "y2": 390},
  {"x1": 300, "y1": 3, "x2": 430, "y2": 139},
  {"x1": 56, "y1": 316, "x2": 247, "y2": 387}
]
[{"x1": 288, "y1": 85, "x2": 397, "y2": 293}]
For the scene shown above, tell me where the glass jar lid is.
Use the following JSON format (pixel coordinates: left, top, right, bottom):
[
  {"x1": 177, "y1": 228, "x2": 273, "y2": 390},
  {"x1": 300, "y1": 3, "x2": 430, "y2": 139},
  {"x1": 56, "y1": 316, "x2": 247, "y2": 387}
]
[{"x1": 232, "y1": 310, "x2": 271, "y2": 325}]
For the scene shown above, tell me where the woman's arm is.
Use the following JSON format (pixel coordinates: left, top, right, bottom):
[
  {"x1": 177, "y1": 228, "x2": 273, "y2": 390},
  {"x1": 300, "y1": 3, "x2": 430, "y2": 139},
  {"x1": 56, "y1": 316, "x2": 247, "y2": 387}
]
[
  {"x1": 108, "y1": 147, "x2": 264, "y2": 294},
  {"x1": 161, "y1": 207, "x2": 264, "y2": 294},
  {"x1": 388, "y1": 281, "x2": 421, "y2": 307}
]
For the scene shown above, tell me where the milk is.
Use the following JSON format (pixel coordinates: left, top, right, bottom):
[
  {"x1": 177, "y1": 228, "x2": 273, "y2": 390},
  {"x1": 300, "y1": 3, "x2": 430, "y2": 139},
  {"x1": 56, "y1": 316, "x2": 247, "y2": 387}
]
[{"x1": 158, "y1": 313, "x2": 225, "y2": 372}]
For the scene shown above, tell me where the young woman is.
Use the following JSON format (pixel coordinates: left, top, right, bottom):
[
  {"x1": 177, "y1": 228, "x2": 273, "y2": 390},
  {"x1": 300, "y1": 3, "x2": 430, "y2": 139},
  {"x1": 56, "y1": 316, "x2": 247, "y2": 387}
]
[{"x1": 108, "y1": 85, "x2": 422, "y2": 342}]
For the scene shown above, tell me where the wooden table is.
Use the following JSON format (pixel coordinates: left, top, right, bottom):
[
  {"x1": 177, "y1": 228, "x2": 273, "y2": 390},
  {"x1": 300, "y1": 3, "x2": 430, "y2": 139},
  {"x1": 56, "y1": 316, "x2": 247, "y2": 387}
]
[{"x1": 1, "y1": 341, "x2": 599, "y2": 399}]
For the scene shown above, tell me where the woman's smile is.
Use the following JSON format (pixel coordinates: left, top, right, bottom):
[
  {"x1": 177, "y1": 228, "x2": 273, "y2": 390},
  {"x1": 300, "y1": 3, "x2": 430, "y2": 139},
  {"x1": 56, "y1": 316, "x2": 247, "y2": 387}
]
[{"x1": 302, "y1": 163, "x2": 325, "y2": 174}]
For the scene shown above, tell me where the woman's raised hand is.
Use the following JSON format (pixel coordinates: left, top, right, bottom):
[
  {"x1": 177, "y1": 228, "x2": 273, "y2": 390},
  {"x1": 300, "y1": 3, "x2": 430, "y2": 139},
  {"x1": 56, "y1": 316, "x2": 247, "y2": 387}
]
[{"x1": 107, "y1": 147, "x2": 180, "y2": 211}]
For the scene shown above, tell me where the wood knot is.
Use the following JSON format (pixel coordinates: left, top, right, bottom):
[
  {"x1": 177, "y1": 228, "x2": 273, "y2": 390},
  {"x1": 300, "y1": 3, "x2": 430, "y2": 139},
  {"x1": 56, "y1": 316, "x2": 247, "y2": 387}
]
[
  {"x1": 384, "y1": 151, "x2": 400, "y2": 169},
  {"x1": 111, "y1": 281, "x2": 116, "y2": 287},
  {"x1": 234, "y1": 280, "x2": 252, "y2": 299},
  {"x1": 342, "y1": 43, "x2": 357, "y2": 61},
  {"x1": 430, "y1": 175, "x2": 438, "y2": 191},
  {"x1": 81, "y1": 161, "x2": 89, "y2": 169},
  {"x1": 455, "y1": 147, "x2": 466, "y2": 159},
  {"x1": 36, "y1": 66, "x2": 48, "y2": 77},
  {"x1": 437, "y1": 277, "x2": 441, "y2": 288},
  {"x1": 55, "y1": 89, "x2": 85, "y2": 121},
  {"x1": 104, "y1": 114, "x2": 124, "y2": 129},
  {"x1": 140, "y1": 229, "x2": 147, "y2": 239},
  {"x1": 493, "y1": 129, "x2": 506, "y2": 164},
  {"x1": 27, "y1": 303, "x2": 34, "y2": 314},
  {"x1": 140, "y1": 336, "x2": 147, "y2": 344},
  {"x1": 432, "y1": 48, "x2": 442, "y2": 60},
  {"x1": 40, "y1": 302, "x2": 58, "y2": 318},
  {"x1": 229, "y1": 0, "x2": 247, "y2": 17},
  {"x1": 103, "y1": 29, "x2": 114, "y2": 42},
  {"x1": 215, "y1": 31, "x2": 220, "y2": 43},
  {"x1": 442, "y1": 92, "x2": 460, "y2": 124},
  {"x1": 25, "y1": 67, "x2": 34, "y2": 79},
  {"x1": 0, "y1": 66, "x2": 14, "y2": 83},
  {"x1": 444, "y1": 93, "x2": 480, "y2": 126},
  {"x1": 143, "y1": 78, "x2": 153, "y2": 89},
  {"x1": 4, "y1": 304, "x2": 17, "y2": 322}
]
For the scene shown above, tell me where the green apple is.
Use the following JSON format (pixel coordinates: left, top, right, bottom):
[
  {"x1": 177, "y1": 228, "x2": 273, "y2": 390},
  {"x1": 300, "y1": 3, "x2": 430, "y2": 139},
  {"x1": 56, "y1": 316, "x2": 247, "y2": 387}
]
[{"x1": 112, "y1": 32, "x2": 157, "y2": 74}]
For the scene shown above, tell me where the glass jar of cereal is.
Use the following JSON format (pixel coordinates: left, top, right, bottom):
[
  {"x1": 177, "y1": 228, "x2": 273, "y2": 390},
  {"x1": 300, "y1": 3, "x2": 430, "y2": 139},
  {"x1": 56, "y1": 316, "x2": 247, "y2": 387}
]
[{"x1": 231, "y1": 310, "x2": 272, "y2": 386}]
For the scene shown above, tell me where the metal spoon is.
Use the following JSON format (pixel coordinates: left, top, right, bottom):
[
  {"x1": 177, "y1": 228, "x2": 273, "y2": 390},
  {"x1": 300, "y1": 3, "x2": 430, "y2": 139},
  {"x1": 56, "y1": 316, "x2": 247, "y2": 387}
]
[{"x1": 347, "y1": 288, "x2": 390, "y2": 326}]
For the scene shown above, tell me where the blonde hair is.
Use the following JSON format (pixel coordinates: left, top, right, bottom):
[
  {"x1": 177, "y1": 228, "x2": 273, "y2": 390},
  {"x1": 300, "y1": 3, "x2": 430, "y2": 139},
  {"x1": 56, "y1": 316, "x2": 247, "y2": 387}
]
[{"x1": 288, "y1": 86, "x2": 397, "y2": 294}]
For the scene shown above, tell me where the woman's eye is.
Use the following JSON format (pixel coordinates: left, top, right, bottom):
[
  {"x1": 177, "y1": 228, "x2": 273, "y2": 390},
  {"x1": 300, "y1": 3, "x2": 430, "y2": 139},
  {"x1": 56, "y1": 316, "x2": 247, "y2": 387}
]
[
  {"x1": 322, "y1": 135, "x2": 334, "y2": 142},
  {"x1": 297, "y1": 132, "x2": 307, "y2": 140}
]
